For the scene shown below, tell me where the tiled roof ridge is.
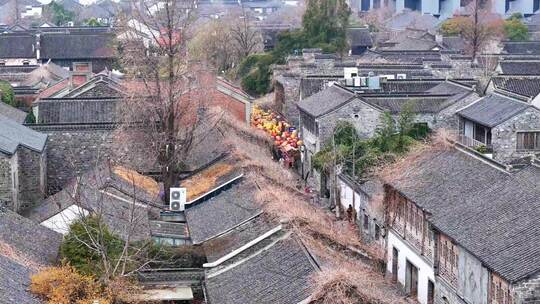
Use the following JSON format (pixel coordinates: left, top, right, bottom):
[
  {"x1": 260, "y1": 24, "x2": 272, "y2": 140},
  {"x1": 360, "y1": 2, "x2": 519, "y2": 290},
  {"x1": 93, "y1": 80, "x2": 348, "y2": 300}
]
[
  {"x1": 203, "y1": 223, "x2": 283, "y2": 268},
  {"x1": 206, "y1": 230, "x2": 293, "y2": 279}
]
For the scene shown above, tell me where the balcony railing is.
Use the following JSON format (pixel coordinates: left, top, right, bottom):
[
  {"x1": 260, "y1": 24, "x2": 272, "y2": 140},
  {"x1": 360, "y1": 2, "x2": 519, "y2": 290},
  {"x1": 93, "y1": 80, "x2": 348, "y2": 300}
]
[{"x1": 456, "y1": 134, "x2": 493, "y2": 153}]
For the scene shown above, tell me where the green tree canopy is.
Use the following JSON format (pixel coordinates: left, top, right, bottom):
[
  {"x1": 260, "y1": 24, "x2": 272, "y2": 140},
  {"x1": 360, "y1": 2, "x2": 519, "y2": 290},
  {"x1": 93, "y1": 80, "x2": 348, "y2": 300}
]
[
  {"x1": 0, "y1": 81, "x2": 15, "y2": 106},
  {"x1": 60, "y1": 216, "x2": 124, "y2": 277},
  {"x1": 302, "y1": 0, "x2": 351, "y2": 53},
  {"x1": 504, "y1": 17, "x2": 529, "y2": 41},
  {"x1": 238, "y1": 0, "x2": 351, "y2": 95},
  {"x1": 313, "y1": 104, "x2": 426, "y2": 177},
  {"x1": 84, "y1": 18, "x2": 104, "y2": 26},
  {"x1": 46, "y1": 1, "x2": 75, "y2": 26}
]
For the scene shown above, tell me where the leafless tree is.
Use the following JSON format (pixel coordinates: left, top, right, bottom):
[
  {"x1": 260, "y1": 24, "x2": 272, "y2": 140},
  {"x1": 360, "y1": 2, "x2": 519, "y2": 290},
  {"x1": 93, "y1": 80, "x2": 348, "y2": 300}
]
[
  {"x1": 189, "y1": 8, "x2": 263, "y2": 73},
  {"x1": 116, "y1": 0, "x2": 221, "y2": 198},
  {"x1": 459, "y1": 0, "x2": 503, "y2": 64},
  {"x1": 230, "y1": 4, "x2": 264, "y2": 59},
  {"x1": 47, "y1": 160, "x2": 163, "y2": 282}
]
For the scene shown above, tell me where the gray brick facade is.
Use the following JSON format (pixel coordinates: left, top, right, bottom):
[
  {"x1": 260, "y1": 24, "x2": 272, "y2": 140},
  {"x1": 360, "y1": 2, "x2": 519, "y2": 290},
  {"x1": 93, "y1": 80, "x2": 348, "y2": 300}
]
[
  {"x1": 31, "y1": 123, "x2": 156, "y2": 193},
  {"x1": 0, "y1": 147, "x2": 46, "y2": 213},
  {"x1": 491, "y1": 107, "x2": 540, "y2": 163},
  {"x1": 513, "y1": 272, "x2": 540, "y2": 304},
  {"x1": 0, "y1": 154, "x2": 15, "y2": 208},
  {"x1": 31, "y1": 124, "x2": 117, "y2": 192},
  {"x1": 17, "y1": 147, "x2": 46, "y2": 210}
]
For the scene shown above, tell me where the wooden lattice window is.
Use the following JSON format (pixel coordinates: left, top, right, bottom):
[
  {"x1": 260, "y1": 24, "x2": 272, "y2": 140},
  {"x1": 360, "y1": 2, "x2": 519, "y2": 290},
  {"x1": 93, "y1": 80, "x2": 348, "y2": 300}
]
[{"x1": 517, "y1": 132, "x2": 540, "y2": 151}]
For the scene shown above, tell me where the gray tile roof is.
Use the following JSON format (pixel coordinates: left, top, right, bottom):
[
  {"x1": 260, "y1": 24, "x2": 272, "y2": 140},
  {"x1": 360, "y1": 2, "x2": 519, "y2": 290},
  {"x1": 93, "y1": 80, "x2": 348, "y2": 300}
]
[
  {"x1": 185, "y1": 179, "x2": 261, "y2": 244},
  {"x1": 500, "y1": 61, "x2": 540, "y2": 75},
  {"x1": 203, "y1": 214, "x2": 276, "y2": 263},
  {"x1": 0, "y1": 102, "x2": 27, "y2": 124},
  {"x1": 205, "y1": 233, "x2": 317, "y2": 304},
  {"x1": 0, "y1": 114, "x2": 47, "y2": 155},
  {"x1": 0, "y1": 34, "x2": 35, "y2": 58},
  {"x1": 442, "y1": 36, "x2": 465, "y2": 52},
  {"x1": 390, "y1": 148, "x2": 540, "y2": 282},
  {"x1": 503, "y1": 41, "x2": 540, "y2": 55},
  {"x1": 347, "y1": 27, "x2": 373, "y2": 47},
  {"x1": 40, "y1": 32, "x2": 115, "y2": 59},
  {"x1": 361, "y1": 95, "x2": 454, "y2": 113},
  {"x1": 0, "y1": 206, "x2": 61, "y2": 303},
  {"x1": 300, "y1": 77, "x2": 340, "y2": 99},
  {"x1": 297, "y1": 84, "x2": 356, "y2": 117},
  {"x1": 35, "y1": 97, "x2": 120, "y2": 124},
  {"x1": 0, "y1": 255, "x2": 40, "y2": 304},
  {"x1": 380, "y1": 79, "x2": 442, "y2": 93},
  {"x1": 492, "y1": 76, "x2": 540, "y2": 98},
  {"x1": 382, "y1": 37, "x2": 439, "y2": 51},
  {"x1": 426, "y1": 81, "x2": 472, "y2": 95},
  {"x1": 24, "y1": 167, "x2": 161, "y2": 241},
  {"x1": 0, "y1": 206, "x2": 62, "y2": 265},
  {"x1": 457, "y1": 94, "x2": 530, "y2": 127}
]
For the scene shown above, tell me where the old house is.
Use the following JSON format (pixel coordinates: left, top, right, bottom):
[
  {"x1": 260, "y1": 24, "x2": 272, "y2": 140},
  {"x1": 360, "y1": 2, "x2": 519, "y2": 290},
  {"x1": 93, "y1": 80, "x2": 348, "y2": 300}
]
[
  {"x1": 0, "y1": 27, "x2": 116, "y2": 73},
  {"x1": 456, "y1": 92, "x2": 540, "y2": 163},
  {"x1": 297, "y1": 80, "x2": 478, "y2": 188},
  {"x1": 0, "y1": 114, "x2": 47, "y2": 213},
  {"x1": 0, "y1": 206, "x2": 62, "y2": 303},
  {"x1": 30, "y1": 71, "x2": 130, "y2": 192},
  {"x1": 384, "y1": 145, "x2": 540, "y2": 304},
  {"x1": 273, "y1": 50, "x2": 435, "y2": 125},
  {"x1": 0, "y1": 33, "x2": 37, "y2": 66}
]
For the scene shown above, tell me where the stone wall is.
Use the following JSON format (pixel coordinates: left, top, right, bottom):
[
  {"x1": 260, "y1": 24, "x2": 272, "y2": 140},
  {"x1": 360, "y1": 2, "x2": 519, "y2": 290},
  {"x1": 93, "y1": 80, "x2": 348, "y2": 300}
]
[
  {"x1": 17, "y1": 147, "x2": 46, "y2": 210},
  {"x1": 514, "y1": 271, "x2": 540, "y2": 304},
  {"x1": 317, "y1": 98, "x2": 383, "y2": 145},
  {"x1": 31, "y1": 124, "x2": 118, "y2": 193},
  {"x1": 274, "y1": 75, "x2": 301, "y2": 125},
  {"x1": 492, "y1": 107, "x2": 540, "y2": 163},
  {"x1": 434, "y1": 91, "x2": 480, "y2": 131},
  {"x1": 0, "y1": 154, "x2": 14, "y2": 207},
  {"x1": 31, "y1": 123, "x2": 157, "y2": 194}
]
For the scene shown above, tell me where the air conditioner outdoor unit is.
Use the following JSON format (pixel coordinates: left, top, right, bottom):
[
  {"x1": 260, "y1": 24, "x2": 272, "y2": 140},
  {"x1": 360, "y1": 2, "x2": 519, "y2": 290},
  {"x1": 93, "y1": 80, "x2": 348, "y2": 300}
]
[{"x1": 170, "y1": 187, "x2": 187, "y2": 211}]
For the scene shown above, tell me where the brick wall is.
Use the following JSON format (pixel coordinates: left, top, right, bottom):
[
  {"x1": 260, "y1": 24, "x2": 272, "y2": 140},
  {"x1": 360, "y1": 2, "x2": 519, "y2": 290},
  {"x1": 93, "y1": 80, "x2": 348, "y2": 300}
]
[
  {"x1": 490, "y1": 272, "x2": 513, "y2": 304},
  {"x1": 438, "y1": 234, "x2": 459, "y2": 289},
  {"x1": 212, "y1": 89, "x2": 248, "y2": 123}
]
